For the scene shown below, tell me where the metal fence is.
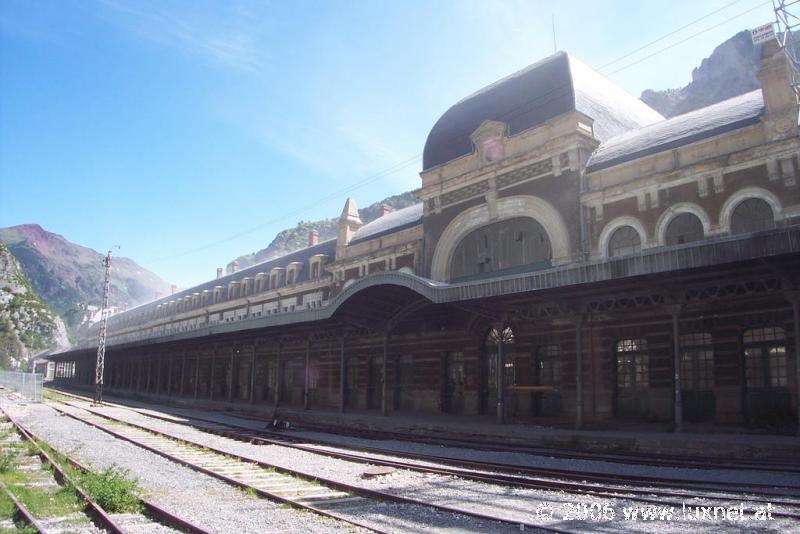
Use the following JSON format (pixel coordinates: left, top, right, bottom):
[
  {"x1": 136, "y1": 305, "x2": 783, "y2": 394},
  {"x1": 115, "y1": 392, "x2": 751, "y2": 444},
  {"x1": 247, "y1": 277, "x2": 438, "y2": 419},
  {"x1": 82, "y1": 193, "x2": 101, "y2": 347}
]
[{"x1": 0, "y1": 371, "x2": 43, "y2": 402}]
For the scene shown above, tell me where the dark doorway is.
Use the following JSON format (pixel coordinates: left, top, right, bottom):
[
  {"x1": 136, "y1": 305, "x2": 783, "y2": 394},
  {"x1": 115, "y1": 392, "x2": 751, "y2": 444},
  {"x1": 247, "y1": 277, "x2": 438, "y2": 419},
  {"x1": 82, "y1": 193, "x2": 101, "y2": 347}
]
[
  {"x1": 367, "y1": 357, "x2": 383, "y2": 410},
  {"x1": 344, "y1": 357, "x2": 359, "y2": 409},
  {"x1": 614, "y1": 338, "x2": 650, "y2": 418},
  {"x1": 395, "y1": 355, "x2": 414, "y2": 411},
  {"x1": 444, "y1": 352, "x2": 465, "y2": 414}
]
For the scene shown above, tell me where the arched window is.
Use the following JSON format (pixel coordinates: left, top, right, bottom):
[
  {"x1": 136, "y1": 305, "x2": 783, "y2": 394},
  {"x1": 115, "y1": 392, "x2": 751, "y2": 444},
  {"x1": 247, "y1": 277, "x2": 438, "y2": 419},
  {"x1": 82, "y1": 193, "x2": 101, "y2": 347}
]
[
  {"x1": 731, "y1": 198, "x2": 775, "y2": 234},
  {"x1": 450, "y1": 217, "x2": 551, "y2": 281},
  {"x1": 608, "y1": 226, "x2": 641, "y2": 257},
  {"x1": 615, "y1": 338, "x2": 650, "y2": 418},
  {"x1": 665, "y1": 213, "x2": 704, "y2": 245},
  {"x1": 484, "y1": 326, "x2": 515, "y2": 392}
]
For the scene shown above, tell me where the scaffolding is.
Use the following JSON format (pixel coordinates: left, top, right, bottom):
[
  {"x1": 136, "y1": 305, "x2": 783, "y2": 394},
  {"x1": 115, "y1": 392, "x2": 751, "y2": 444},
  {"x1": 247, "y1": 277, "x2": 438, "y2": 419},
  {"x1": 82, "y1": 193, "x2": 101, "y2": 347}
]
[{"x1": 774, "y1": 0, "x2": 800, "y2": 99}]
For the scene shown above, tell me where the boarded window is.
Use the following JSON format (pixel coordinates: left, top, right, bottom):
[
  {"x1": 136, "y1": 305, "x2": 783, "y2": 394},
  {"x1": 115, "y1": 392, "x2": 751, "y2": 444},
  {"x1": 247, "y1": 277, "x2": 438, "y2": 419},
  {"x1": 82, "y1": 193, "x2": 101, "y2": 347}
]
[
  {"x1": 395, "y1": 254, "x2": 415, "y2": 270},
  {"x1": 368, "y1": 261, "x2": 386, "y2": 273},
  {"x1": 731, "y1": 198, "x2": 775, "y2": 234},
  {"x1": 665, "y1": 213, "x2": 704, "y2": 245},
  {"x1": 450, "y1": 217, "x2": 551, "y2": 281},
  {"x1": 608, "y1": 226, "x2": 641, "y2": 257}
]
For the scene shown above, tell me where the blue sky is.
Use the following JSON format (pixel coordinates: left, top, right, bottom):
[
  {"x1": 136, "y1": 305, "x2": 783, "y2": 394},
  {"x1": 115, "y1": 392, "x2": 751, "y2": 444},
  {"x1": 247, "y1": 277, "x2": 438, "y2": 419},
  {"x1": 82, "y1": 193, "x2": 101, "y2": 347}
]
[{"x1": 0, "y1": 0, "x2": 776, "y2": 288}]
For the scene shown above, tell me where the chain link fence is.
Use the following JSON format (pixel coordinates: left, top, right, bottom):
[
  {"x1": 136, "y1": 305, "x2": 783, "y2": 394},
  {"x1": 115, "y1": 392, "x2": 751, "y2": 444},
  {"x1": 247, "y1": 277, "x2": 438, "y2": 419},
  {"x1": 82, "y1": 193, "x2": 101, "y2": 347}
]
[{"x1": 0, "y1": 371, "x2": 43, "y2": 402}]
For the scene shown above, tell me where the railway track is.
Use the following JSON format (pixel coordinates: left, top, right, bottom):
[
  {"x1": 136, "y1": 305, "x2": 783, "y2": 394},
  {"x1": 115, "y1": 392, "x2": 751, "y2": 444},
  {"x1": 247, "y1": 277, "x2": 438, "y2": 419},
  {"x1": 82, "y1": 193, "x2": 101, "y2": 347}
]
[
  {"x1": 47, "y1": 390, "x2": 800, "y2": 502},
  {"x1": 48, "y1": 396, "x2": 800, "y2": 524},
  {"x1": 47, "y1": 386, "x2": 800, "y2": 474},
  {"x1": 0, "y1": 404, "x2": 210, "y2": 534},
  {"x1": 47, "y1": 400, "x2": 576, "y2": 533}
]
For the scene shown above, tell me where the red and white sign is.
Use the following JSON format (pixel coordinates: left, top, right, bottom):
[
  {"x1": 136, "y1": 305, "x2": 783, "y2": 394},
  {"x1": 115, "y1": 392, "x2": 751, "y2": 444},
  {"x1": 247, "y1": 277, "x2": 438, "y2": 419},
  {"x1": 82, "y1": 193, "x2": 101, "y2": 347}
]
[{"x1": 751, "y1": 23, "x2": 776, "y2": 45}]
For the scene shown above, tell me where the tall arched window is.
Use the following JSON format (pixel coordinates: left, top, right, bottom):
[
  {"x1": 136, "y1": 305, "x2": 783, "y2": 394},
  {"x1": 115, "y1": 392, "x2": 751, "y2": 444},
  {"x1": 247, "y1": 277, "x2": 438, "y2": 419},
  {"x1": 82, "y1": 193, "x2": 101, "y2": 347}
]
[
  {"x1": 608, "y1": 226, "x2": 641, "y2": 257},
  {"x1": 450, "y1": 217, "x2": 551, "y2": 281},
  {"x1": 665, "y1": 213, "x2": 704, "y2": 245},
  {"x1": 731, "y1": 198, "x2": 775, "y2": 234},
  {"x1": 615, "y1": 338, "x2": 650, "y2": 418}
]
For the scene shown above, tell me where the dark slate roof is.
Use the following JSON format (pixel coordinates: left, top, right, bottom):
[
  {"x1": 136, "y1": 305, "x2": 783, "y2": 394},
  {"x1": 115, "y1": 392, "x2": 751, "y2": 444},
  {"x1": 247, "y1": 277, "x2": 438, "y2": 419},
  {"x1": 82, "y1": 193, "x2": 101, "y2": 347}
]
[
  {"x1": 586, "y1": 90, "x2": 765, "y2": 172},
  {"x1": 106, "y1": 238, "x2": 337, "y2": 328},
  {"x1": 349, "y1": 203, "x2": 423, "y2": 245},
  {"x1": 422, "y1": 52, "x2": 663, "y2": 170}
]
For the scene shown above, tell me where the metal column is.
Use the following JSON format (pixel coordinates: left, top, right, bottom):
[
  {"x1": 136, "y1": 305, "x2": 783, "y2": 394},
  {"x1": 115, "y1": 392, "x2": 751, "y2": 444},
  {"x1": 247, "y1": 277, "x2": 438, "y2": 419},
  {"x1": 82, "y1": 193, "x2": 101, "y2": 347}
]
[
  {"x1": 574, "y1": 315, "x2": 584, "y2": 430},
  {"x1": 339, "y1": 336, "x2": 346, "y2": 413},
  {"x1": 381, "y1": 332, "x2": 389, "y2": 416},
  {"x1": 496, "y1": 340, "x2": 505, "y2": 424},
  {"x1": 670, "y1": 305, "x2": 684, "y2": 432},
  {"x1": 249, "y1": 351, "x2": 256, "y2": 404},
  {"x1": 303, "y1": 338, "x2": 311, "y2": 410},
  {"x1": 788, "y1": 291, "x2": 800, "y2": 435},
  {"x1": 209, "y1": 350, "x2": 216, "y2": 401},
  {"x1": 194, "y1": 356, "x2": 200, "y2": 400},
  {"x1": 180, "y1": 354, "x2": 186, "y2": 397},
  {"x1": 274, "y1": 342, "x2": 282, "y2": 407}
]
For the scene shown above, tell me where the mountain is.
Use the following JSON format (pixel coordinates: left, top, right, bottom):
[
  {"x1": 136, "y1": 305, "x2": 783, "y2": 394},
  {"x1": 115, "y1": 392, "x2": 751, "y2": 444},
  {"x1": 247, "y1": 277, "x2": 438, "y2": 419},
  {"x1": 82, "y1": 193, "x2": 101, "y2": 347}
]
[
  {"x1": 0, "y1": 225, "x2": 172, "y2": 334},
  {"x1": 0, "y1": 242, "x2": 69, "y2": 369},
  {"x1": 230, "y1": 191, "x2": 419, "y2": 270},
  {"x1": 641, "y1": 30, "x2": 767, "y2": 118}
]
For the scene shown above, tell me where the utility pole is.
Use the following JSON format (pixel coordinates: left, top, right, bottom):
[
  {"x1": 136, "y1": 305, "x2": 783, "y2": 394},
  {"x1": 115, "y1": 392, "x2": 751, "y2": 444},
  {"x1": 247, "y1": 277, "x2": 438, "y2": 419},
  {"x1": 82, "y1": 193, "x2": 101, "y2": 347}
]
[{"x1": 94, "y1": 248, "x2": 116, "y2": 405}]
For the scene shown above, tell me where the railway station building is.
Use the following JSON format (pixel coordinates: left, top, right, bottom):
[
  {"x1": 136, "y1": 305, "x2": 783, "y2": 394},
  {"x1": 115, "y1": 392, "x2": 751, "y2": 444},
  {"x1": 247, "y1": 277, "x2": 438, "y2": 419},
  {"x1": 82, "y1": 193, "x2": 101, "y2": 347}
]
[{"x1": 51, "y1": 42, "x2": 800, "y2": 435}]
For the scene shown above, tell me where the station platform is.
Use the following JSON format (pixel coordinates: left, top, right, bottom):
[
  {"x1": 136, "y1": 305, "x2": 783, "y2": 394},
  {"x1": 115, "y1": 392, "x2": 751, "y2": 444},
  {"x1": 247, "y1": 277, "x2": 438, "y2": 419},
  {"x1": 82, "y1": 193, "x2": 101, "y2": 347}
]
[{"x1": 48, "y1": 383, "x2": 800, "y2": 461}]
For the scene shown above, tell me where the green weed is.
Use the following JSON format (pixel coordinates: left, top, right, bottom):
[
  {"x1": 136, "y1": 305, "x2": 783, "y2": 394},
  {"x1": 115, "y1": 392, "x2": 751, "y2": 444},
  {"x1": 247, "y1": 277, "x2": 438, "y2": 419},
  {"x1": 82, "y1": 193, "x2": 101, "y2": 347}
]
[{"x1": 77, "y1": 466, "x2": 142, "y2": 514}]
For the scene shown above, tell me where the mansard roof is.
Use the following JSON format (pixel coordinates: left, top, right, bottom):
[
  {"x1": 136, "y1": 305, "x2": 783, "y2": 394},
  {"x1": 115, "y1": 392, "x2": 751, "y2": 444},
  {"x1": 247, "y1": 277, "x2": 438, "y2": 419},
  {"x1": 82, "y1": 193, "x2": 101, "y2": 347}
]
[
  {"x1": 350, "y1": 203, "x2": 423, "y2": 244},
  {"x1": 107, "y1": 238, "x2": 336, "y2": 326},
  {"x1": 422, "y1": 52, "x2": 663, "y2": 171},
  {"x1": 586, "y1": 90, "x2": 765, "y2": 172}
]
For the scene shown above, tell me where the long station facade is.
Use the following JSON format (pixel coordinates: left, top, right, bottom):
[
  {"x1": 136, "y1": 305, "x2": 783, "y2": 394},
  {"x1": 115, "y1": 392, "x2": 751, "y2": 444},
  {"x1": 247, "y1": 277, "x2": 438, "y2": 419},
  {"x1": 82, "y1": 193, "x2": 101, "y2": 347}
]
[{"x1": 52, "y1": 43, "x2": 800, "y2": 434}]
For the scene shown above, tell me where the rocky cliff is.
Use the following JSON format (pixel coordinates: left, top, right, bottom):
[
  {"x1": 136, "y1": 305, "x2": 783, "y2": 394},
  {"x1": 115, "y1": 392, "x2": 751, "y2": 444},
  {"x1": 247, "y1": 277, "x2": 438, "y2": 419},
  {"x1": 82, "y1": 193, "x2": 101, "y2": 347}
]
[
  {"x1": 0, "y1": 225, "x2": 172, "y2": 334},
  {"x1": 230, "y1": 191, "x2": 419, "y2": 270},
  {"x1": 0, "y1": 243, "x2": 69, "y2": 369},
  {"x1": 641, "y1": 30, "x2": 773, "y2": 118}
]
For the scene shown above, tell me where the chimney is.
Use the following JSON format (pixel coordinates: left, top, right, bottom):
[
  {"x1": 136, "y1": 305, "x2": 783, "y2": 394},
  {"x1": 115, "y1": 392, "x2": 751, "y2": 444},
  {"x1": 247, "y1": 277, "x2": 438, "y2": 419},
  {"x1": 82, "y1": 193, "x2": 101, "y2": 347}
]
[
  {"x1": 216, "y1": 267, "x2": 223, "y2": 280},
  {"x1": 171, "y1": 284, "x2": 177, "y2": 295},
  {"x1": 336, "y1": 197, "x2": 363, "y2": 260},
  {"x1": 231, "y1": 260, "x2": 240, "y2": 273},
  {"x1": 380, "y1": 203, "x2": 392, "y2": 217},
  {"x1": 758, "y1": 38, "x2": 799, "y2": 139},
  {"x1": 308, "y1": 228, "x2": 319, "y2": 246}
]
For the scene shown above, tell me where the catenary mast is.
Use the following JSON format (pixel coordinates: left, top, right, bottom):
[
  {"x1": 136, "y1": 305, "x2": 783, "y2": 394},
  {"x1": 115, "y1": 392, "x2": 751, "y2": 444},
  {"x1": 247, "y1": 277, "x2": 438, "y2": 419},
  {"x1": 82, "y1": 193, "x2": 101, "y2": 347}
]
[{"x1": 94, "y1": 248, "x2": 114, "y2": 404}]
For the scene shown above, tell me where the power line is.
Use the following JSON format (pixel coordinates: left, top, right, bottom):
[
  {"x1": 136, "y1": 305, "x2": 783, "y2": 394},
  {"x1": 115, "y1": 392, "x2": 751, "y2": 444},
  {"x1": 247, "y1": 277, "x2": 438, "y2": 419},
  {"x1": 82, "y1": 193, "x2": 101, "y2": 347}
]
[
  {"x1": 598, "y1": 0, "x2": 749, "y2": 69},
  {"x1": 605, "y1": 0, "x2": 772, "y2": 75},
  {"x1": 148, "y1": 1, "x2": 770, "y2": 264}
]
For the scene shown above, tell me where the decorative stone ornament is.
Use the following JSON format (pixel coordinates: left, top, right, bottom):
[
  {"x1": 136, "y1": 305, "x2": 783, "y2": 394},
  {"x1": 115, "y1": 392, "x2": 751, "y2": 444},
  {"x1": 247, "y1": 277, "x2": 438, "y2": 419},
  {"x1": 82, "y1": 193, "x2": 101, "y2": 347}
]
[{"x1": 470, "y1": 120, "x2": 508, "y2": 164}]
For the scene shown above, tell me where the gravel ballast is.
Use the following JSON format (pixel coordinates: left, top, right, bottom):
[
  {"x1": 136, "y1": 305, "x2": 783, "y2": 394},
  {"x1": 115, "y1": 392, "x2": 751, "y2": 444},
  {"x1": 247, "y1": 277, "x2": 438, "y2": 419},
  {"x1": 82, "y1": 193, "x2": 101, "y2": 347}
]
[{"x1": 59, "y1": 399, "x2": 796, "y2": 533}]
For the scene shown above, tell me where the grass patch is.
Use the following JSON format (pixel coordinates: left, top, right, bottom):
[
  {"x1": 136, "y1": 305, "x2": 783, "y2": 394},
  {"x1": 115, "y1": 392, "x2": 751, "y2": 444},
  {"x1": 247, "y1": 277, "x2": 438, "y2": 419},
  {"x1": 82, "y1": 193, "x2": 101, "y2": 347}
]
[
  {"x1": 0, "y1": 449, "x2": 17, "y2": 474},
  {"x1": 4, "y1": 483, "x2": 81, "y2": 518},
  {"x1": 42, "y1": 390, "x2": 77, "y2": 404},
  {"x1": 77, "y1": 467, "x2": 143, "y2": 514},
  {"x1": 0, "y1": 487, "x2": 15, "y2": 520},
  {"x1": 2, "y1": 433, "x2": 145, "y2": 519}
]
